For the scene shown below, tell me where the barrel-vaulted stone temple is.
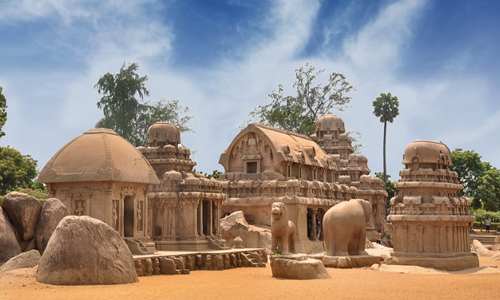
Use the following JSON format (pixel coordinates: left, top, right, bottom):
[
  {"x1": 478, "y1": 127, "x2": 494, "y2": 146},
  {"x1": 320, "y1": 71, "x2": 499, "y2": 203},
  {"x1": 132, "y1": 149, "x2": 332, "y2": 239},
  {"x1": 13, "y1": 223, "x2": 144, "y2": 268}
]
[
  {"x1": 219, "y1": 123, "x2": 357, "y2": 253},
  {"x1": 387, "y1": 140, "x2": 479, "y2": 271},
  {"x1": 38, "y1": 128, "x2": 160, "y2": 252}
]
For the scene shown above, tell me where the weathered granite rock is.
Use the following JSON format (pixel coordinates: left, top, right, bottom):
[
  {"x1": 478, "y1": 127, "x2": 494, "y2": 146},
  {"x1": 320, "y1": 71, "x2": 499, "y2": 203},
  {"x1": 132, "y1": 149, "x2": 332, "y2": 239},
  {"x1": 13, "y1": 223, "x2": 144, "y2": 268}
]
[
  {"x1": 0, "y1": 207, "x2": 22, "y2": 264},
  {"x1": 36, "y1": 216, "x2": 138, "y2": 285},
  {"x1": 491, "y1": 252, "x2": 500, "y2": 261},
  {"x1": 35, "y1": 198, "x2": 68, "y2": 254},
  {"x1": 221, "y1": 211, "x2": 272, "y2": 253},
  {"x1": 0, "y1": 250, "x2": 40, "y2": 273},
  {"x1": 19, "y1": 237, "x2": 36, "y2": 252},
  {"x1": 2, "y1": 192, "x2": 42, "y2": 241},
  {"x1": 270, "y1": 256, "x2": 330, "y2": 280},
  {"x1": 472, "y1": 239, "x2": 493, "y2": 257}
]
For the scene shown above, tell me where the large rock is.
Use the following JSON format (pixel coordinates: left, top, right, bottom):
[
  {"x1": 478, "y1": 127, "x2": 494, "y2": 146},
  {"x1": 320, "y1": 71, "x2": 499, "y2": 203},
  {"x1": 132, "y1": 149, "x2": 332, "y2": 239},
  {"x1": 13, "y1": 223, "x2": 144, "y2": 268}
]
[
  {"x1": 472, "y1": 239, "x2": 493, "y2": 257},
  {"x1": 0, "y1": 207, "x2": 22, "y2": 264},
  {"x1": 37, "y1": 216, "x2": 138, "y2": 285},
  {"x1": 35, "y1": 198, "x2": 68, "y2": 254},
  {"x1": 0, "y1": 250, "x2": 40, "y2": 273},
  {"x1": 220, "y1": 211, "x2": 272, "y2": 253},
  {"x1": 2, "y1": 192, "x2": 42, "y2": 241},
  {"x1": 270, "y1": 256, "x2": 330, "y2": 280}
]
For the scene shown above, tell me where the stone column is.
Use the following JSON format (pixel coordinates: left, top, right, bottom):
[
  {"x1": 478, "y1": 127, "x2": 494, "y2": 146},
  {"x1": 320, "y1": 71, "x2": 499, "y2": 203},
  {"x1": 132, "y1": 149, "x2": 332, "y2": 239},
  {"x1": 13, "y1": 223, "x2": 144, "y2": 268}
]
[
  {"x1": 198, "y1": 201, "x2": 203, "y2": 236},
  {"x1": 311, "y1": 209, "x2": 317, "y2": 241},
  {"x1": 209, "y1": 200, "x2": 213, "y2": 236}
]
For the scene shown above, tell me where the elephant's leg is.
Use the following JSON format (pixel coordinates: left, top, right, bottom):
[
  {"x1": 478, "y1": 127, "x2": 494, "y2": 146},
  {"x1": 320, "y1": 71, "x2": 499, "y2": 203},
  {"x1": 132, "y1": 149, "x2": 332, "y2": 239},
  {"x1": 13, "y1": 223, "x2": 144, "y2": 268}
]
[
  {"x1": 323, "y1": 224, "x2": 331, "y2": 255},
  {"x1": 357, "y1": 228, "x2": 368, "y2": 255},
  {"x1": 334, "y1": 232, "x2": 350, "y2": 256}
]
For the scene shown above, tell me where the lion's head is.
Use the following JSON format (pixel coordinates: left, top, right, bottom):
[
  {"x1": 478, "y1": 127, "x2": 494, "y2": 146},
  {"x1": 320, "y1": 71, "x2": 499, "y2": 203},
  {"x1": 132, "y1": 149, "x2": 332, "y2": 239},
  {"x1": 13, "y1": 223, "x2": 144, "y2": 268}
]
[{"x1": 271, "y1": 202, "x2": 287, "y2": 221}]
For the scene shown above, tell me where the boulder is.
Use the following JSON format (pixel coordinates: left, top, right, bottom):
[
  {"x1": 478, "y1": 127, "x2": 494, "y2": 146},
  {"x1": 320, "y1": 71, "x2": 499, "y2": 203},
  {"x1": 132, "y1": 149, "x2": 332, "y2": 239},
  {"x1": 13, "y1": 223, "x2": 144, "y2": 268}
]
[
  {"x1": 472, "y1": 239, "x2": 493, "y2": 257},
  {"x1": 36, "y1": 198, "x2": 68, "y2": 254},
  {"x1": 492, "y1": 252, "x2": 500, "y2": 261},
  {"x1": 2, "y1": 192, "x2": 42, "y2": 241},
  {"x1": 270, "y1": 257, "x2": 330, "y2": 280},
  {"x1": 220, "y1": 211, "x2": 272, "y2": 253},
  {"x1": 0, "y1": 250, "x2": 41, "y2": 273},
  {"x1": 0, "y1": 207, "x2": 22, "y2": 264},
  {"x1": 36, "y1": 216, "x2": 138, "y2": 285}
]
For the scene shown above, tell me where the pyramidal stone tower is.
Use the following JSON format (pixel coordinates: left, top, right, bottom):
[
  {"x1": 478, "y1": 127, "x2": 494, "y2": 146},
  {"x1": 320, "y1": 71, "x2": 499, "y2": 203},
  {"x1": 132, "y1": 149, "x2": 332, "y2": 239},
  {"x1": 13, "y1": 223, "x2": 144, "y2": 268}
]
[{"x1": 387, "y1": 140, "x2": 478, "y2": 271}]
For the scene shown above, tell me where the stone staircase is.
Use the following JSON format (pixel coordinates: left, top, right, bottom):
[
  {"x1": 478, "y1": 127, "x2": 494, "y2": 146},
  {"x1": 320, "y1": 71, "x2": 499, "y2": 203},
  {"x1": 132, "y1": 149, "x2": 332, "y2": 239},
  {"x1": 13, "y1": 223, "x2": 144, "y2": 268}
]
[
  {"x1": 125, "y1": 239, "x2": 153, "y2": 255},
  {"x1": 470, "y1": 234, "x2": 497, "y2": 245}
]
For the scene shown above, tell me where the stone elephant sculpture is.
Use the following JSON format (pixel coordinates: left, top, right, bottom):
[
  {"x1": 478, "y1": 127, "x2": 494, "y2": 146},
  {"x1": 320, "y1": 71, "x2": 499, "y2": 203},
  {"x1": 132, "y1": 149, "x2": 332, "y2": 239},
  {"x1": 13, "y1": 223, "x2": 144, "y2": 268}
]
[{"x1": 323, "y1": 199, "x2": 372, "y2": 256}]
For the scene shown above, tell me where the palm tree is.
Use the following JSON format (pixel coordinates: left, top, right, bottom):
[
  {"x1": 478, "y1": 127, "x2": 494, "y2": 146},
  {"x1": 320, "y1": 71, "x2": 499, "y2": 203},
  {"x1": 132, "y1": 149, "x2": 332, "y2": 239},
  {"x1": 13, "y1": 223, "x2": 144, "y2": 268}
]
[{"x1": 372, "y1": 92, "x2": 399, "y2": 187}]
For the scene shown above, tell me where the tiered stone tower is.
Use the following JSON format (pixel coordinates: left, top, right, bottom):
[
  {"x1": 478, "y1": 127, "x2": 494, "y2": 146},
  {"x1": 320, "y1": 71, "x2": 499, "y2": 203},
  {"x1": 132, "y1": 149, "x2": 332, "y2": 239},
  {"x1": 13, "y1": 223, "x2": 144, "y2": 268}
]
[
  {"x1": 138, "y1": 122, "x2": 227, "y2": 251},
  {"x1": 311, "y1": 114, "x2": 387, "y2": 240},
  {"x1": 387, "y1": 140, "x2": 478, "y2": 271}
]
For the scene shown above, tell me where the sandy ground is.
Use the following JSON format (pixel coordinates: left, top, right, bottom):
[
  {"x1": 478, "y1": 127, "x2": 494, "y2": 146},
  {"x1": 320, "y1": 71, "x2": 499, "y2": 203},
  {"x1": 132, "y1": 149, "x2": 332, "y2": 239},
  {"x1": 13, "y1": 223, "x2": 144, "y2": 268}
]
[{"x1": 1, "y1": 256, "x2": 499, "y2": 300}]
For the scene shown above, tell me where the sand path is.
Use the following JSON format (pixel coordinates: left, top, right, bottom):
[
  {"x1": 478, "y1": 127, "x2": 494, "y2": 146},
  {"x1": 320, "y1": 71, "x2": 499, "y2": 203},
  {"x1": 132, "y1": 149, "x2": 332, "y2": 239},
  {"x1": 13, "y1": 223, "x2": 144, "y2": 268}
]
[{"x1": 1, "y1": 256, "x2": 499, "y2": 300}]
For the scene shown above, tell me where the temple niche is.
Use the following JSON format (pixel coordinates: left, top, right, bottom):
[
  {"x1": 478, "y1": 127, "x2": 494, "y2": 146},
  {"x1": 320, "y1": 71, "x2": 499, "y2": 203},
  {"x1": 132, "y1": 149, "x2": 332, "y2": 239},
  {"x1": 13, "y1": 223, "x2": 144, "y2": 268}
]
[
  {"x1": 138, "y1": 122, "x2": 227, "y2": 251},
  {"x1": 219, "y1": 124, "x2": 357, "y2": 253},
  {"x1": 38, "y1": 128, "x2": 160, "y2": 252},
  {"x1": 310, "y1": 114, "x2": 388, "y2": 241},
  {"x1": 387, "y1": 140, "x2": 479, "y2": 271}
]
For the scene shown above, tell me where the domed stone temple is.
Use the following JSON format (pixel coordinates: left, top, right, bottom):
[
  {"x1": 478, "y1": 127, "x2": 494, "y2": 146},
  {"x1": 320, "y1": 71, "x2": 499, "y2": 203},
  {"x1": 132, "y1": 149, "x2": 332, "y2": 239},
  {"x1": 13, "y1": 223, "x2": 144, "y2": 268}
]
[
  {"x1": 311, "y1": 114, "x2": 388, "y2": 241},
  {"x1": 387, "y1": 140, "x2": 478, "y2": 271},
  {"x1": 138, "y1": 122, "x2": 227, "y2": 251},
  {"x1": 38, "y1": 128, "x2": 160, "y2": 252}
]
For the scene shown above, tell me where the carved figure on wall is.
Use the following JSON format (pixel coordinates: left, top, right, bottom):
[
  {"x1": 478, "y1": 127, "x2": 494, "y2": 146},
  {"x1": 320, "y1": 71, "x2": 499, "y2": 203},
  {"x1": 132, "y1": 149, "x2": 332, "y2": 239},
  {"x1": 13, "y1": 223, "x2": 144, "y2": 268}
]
[
  {"x1": 323, "y1": 199, "x2": 372, "y2": 256},
  {"x1": 74, "y1": 200, "x2": 85, "y2": 216},
  {"x1": 112, "y1": 200, "x2": 119, "y2": 230},
  {"x1": 271, "y1": 202, "x2": 296, "y2": 254},
  {"x1": 137, "y1": 201, "x2": 143, "y2": 231}
]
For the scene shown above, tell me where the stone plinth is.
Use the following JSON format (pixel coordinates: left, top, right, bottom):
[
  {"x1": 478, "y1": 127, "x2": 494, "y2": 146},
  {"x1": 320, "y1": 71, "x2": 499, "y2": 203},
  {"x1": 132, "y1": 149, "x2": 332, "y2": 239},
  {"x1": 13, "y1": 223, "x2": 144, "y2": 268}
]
[
  {"x1": 388, "y1": 252, "x2": 479, "y2": 272},
  {"x1": 270, "y1": 254, "x2": 330, "y2": 280},
  {"x1": 309, "y1": 253, "x2": 381, "y2": 268}
]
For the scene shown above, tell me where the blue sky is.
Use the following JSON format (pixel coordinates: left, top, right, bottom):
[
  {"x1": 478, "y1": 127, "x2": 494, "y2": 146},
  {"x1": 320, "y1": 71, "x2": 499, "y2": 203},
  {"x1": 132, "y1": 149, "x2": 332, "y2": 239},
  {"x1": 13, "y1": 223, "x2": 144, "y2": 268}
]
[{"x1": 1, "y1": 0, "x2": 499, "y2": 180}]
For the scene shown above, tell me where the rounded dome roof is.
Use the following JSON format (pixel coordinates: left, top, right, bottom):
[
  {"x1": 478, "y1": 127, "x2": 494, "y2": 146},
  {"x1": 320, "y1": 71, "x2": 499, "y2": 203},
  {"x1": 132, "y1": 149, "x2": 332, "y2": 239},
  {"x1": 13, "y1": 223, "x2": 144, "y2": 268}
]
[
  {"x1": 147, "y1": 122, "x2": 180, "y2": 147},
  {"x1": 402, "y1": 140, "x2": 452, "y2": 167},
  {"x1": 38, "y1": 128, "x2": 160, "y2": 184},
  {"x1": 315, "y1": 114, "x2": 345, "y2": 133}
]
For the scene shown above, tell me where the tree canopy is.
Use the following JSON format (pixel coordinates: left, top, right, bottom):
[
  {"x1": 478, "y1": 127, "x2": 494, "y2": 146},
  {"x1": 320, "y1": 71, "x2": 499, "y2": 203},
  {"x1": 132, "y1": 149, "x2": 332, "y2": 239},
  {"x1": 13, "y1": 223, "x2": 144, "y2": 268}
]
[
  {"x1": 375, "y1": 172, "x2": 396, "y2": 208},
  {"x1": 95, "y1": 62, "x2": 192, "y2": 146},
  {"x1": 0, "y1": 146, "x2": 38, "y2": 195},
  {"x1": 0, "y1": 86, "x2": 7, "y2": 138},
  {"x1": 451, "y1": 148, "x2": 500, "y2": 211},
  {"x1": 248, "y1": 63, "x2": 355, "y2": 136}
]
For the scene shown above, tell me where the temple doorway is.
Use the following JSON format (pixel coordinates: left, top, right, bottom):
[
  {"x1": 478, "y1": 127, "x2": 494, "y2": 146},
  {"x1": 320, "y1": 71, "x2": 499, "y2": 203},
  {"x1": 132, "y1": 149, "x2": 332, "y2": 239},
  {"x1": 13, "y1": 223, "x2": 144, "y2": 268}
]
[{"x1": 124, "y1": 196, "x2": 135, "y2": 237}]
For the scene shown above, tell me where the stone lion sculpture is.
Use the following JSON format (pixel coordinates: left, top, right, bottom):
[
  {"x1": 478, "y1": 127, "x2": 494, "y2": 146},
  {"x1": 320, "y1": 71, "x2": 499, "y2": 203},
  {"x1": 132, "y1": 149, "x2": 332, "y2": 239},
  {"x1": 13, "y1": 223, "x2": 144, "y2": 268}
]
[
  {"x1": 271, "y1": 202, "x2": 296, "y2": 254},
  {"x1": 323, "y1": 199, "x2": 372, "y2": 256}
]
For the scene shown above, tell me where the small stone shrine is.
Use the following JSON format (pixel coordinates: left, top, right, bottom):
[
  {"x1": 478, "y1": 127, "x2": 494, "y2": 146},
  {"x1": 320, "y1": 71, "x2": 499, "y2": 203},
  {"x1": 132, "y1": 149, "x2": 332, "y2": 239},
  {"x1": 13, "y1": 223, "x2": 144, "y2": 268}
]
[
  {"x1": 38, "y1": 128, "x2": 159, "y2": 251},
  {"x1": 219, "y1": 124, "x2": 357, "y2": 253},
  {"x1": 311, "y1": 114, "x2": 388, "y2": 241},
  {"x1": 137, "y1": 122, "x2": 227, "y2": 251},
  {"x1": 387, "y1": 140, "x2": 479, "y2": 271}
]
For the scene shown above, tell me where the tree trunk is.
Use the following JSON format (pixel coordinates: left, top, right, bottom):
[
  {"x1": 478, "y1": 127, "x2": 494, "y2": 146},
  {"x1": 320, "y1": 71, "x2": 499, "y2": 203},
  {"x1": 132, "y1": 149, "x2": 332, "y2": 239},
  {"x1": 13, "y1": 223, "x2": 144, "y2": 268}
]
[{"x1": 383, "y1": 120, "x2": 387, "y2": 188}]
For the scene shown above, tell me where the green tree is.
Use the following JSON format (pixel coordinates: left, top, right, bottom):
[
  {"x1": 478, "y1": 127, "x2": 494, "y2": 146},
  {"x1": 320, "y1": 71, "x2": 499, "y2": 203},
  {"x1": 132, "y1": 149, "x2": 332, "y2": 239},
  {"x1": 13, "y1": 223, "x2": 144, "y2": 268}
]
[
  {"x1": 0, "y1": 146, "x2": 38, "y2": 195},
  {"x1": 248, "y1": 63, "x2": 355, "y2": 136},
  {"x1": 476, "y1": 167, "x2": 500, "y2": 212},
  {"x1": 372, "y1": 92, "x2": 399, "y2": 186},
  {"x1": 0, "y1": 86, "x2": 7, "y2": 138},
  {"x1": 95, "y1": 62, "x2": 192, "y2": 146},
  {"x1": 451, "y1": 148, "x2": 484, "y2": 201},
  {"x1": 375, "y1": 172, "x2": 396, "y2": 208},
  {"x1": 95, "y1": 62, "x2": 149, "y2": 144}
]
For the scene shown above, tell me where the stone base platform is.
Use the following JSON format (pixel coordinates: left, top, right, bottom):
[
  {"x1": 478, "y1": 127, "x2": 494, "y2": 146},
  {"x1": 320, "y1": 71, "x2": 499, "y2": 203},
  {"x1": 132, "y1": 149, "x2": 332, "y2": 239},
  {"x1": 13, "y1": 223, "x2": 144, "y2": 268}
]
[
  {"x1": 388, "y1": 252, "x2": 479, "y2": 271},
  {"x1": 309, "y1": 254, "x2": 381, "y2": 268},
  {"x1": 270, "y1": 254, "x2": 330, "y2": 280},
  {"x1": 132, "y1": 248, "x2": 266, "y2": 277}
]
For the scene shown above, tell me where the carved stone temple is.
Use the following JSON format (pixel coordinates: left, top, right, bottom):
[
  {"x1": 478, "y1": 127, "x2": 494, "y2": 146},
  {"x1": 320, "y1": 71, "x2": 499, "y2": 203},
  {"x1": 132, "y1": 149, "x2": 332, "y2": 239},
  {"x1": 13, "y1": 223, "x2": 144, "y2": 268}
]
[
  {"x1": 387, "y1": 140, "x2": 479, "y2": 271},
  {"x1": 137, "y1": 122, "x2": 227, "y2": 251},
  {"x1": 38, "y1": 128, "x2": 160, "y2": 251},
  {"x1": 219, "y1": 123, "x2": 357, "y2": 253},
  {"x1": 310, "y1": 114, "x2": 388, "y2": 241}
]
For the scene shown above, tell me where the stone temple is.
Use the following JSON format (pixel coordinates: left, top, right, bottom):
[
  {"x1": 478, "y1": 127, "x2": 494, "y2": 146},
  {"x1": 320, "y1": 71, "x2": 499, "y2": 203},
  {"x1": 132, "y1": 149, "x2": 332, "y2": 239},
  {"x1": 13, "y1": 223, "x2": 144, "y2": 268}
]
[
  {"x1": 310, "y1": 114, "x2": 388, "y2": 241},
  {"x1": 219, "y1": 123, "x2": 357, "y2": 253},
  {"x1": 387, "y1": 140, "x2": 479, "y2": 271},
  {"x1": 137, "y1": 122, "x2": 227, "y2": 251},
  {"x1": 38, "y1": 128, "x2": 160, "y2": 252}
]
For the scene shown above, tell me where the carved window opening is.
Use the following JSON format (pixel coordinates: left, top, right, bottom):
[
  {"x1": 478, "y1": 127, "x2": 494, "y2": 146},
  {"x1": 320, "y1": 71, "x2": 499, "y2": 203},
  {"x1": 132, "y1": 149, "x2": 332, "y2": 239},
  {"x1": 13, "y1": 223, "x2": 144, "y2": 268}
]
[
  {"x1": 202, "y1": 200, "x2": 210, "y2": 235},
  {"x1": 123, "y1": 196, "x2": 135, "y2": 238},
  {"x1": 246, "y1": 161, "x2": 258, "y2": 173}
]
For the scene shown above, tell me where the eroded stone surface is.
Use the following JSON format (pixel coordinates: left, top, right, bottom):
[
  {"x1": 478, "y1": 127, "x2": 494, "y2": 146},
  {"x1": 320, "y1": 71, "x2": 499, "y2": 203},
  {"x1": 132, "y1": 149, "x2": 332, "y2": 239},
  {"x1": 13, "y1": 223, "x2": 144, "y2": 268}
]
[
  {"x1": 472, "y1": 239, "x2": 493, "y2": 257},
  {"x1": 37, "y1": 216, "x2": 138, "y2": 285},
  {"x1": 270, "y1": 256, "x2": 330, "y2": 280},
  {"x1": 0, "y1": 207, "x2": 22, "y2": 264},
  {"x1": 35, "y1": 198, "x2": 68, "y2": 254},
  {"x1": 2, "y1": 192, "x2": 42, "y2": 241},
  {"x1": 0, "y1": 250, "x2": 40, "y2": 273}
]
